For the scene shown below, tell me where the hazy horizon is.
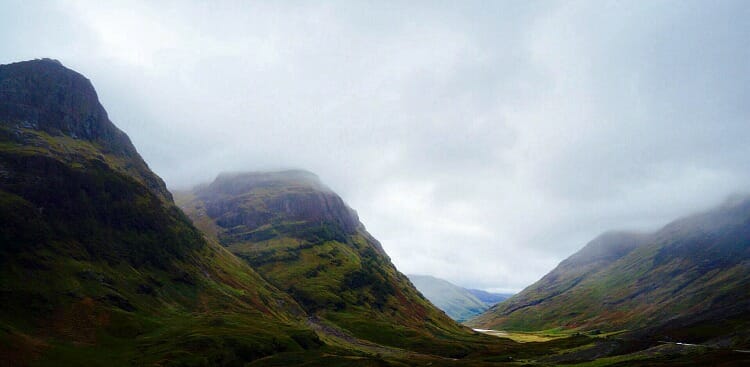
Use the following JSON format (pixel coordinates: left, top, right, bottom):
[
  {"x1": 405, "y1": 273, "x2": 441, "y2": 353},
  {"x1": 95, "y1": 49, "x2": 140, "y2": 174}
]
[{"x1": 2, "y1": 0, "x2": 749, "y2": 292}]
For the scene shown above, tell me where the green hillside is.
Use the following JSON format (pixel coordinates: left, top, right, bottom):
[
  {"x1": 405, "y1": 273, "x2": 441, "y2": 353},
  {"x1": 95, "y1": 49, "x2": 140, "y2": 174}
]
[
  {"x1": 176, "y1": 171, "x2": 480, "y2": 357},
  {"x1": 407, "y1": 274, "x2": 487, "y2": 322},
  {"x1": 468, "y1": 199, "x2": 750, "y2": 348},
  {"x1": 0, "y1": 59, "x2": 329, "y2": 366}
]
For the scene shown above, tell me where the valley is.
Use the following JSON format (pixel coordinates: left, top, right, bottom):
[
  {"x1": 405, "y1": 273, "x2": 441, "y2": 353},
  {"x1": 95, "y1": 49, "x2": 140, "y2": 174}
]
[{"x1": 0, "y1": 59, "x2": 748, "y2": 366}]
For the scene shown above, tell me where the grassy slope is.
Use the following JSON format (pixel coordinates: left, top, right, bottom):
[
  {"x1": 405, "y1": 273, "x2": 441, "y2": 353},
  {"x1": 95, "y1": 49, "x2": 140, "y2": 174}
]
[
  {"x1": 0, "y1": 125, "x2": 330, "y2": 366},
  {"x1": 468, "y1": 201, "x2": 750, "y2": 348},
  {"x1": 407, "y1": 274, "x2": 488, "y2": 322},
  {"x1": 176, "y1": 174, "x2": 484, "y2": 358}
]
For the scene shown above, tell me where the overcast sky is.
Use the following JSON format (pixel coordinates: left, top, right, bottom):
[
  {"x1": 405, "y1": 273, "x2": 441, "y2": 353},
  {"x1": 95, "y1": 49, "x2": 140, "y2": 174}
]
[{"x1": 2, "y1": 0, "x2": 749, "y2": 292}]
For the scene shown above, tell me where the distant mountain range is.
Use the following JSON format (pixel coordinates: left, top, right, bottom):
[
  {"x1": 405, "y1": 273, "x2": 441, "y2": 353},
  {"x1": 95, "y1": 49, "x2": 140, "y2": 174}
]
[
  {"x1": 468, "y1": 197, "x2": 750, "y2": 348},
  {"x1": 466, "y1": 288, "x2": 513, "y2": 307},
  {"x1": 408, "y1": 275, "x2": 485, "y2": 322},
  {"x1": 407, "y1": 274, "x2": 512, "y2": 322}
]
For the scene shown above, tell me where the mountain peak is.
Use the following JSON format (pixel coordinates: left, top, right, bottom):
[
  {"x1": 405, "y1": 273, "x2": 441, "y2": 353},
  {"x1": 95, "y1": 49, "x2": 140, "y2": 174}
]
[
  {"x1": 0, "y1": 58, "x2": 116, "y2": 143},
  {"x1": 210, "y1": 169, "x2": 328, "y2": 194},
  {"x1": 0, "y1": 58, "x2": 172, "y2": 201},
  {"x1": 195, "y1": 169, "x2": 361, "y2": 237}
]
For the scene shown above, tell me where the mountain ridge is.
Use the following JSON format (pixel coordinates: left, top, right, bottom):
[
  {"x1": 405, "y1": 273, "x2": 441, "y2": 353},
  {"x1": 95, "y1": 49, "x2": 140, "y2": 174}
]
[
  {"x1": 468, "y1": 196, "x2": 750, "y2": 348},
  {"x1": 466, "y1": 289, "x2": 513, "y2": 307}
]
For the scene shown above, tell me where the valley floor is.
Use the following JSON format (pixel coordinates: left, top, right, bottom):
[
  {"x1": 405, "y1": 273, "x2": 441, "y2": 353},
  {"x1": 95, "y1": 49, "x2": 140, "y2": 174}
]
[
  {"x1": 243, "y1": 326, "x2": 750, "y2": 366},
  {"x1": 460, "y1": 328, "x2": 750, "y2": 366}
]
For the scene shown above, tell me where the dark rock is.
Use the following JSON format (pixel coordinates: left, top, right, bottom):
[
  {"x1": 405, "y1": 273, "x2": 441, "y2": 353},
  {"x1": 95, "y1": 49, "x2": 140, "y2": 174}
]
[{"x1": 0, "y1": 59, "x2": 172, "y2": 202}]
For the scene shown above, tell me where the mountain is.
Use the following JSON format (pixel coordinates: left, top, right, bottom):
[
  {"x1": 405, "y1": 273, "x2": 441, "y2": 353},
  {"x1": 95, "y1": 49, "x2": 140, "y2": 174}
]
[
  {"x1": 466, "y1": 289, "x2": 513, "y2": 308},
  {"x1": 407, "y1": 275, "x2": 488, "y2": 322},
  {"x1": 403, "y1": 274, "x2": 512, "y2": 323},
  {"x1": 175, "y1": 171, "x2": 477, "y2": 357},
  {"x1": 0, "y1": 59, "x2": 326, "y2": 366},
  {"x1": 4, "y1": 58, "x2": 746, "y2": 366},
  {"x1": 467, "y1": 197, "x2": 750, "y2": 348}
]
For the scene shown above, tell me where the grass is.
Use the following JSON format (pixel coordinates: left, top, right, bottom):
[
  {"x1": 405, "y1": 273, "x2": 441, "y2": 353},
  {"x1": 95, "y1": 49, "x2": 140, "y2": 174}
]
[
  {"x1": 474, "y1": 329, "x2": 569, "y2": 343},
  {"x1": 470, "y1": 224, "x2": 750, "y2": 348},
  {"x1": 0, "y1": 127, "x2": 325, "y2": 366}
]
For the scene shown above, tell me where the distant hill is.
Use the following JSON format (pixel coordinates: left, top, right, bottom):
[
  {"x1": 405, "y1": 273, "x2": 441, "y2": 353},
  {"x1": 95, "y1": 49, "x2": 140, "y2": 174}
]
[
  {"x1": 466, "y1": 289, "x2": 513, "y2": 307},
  {"x1": 468, "y1": 197, "x2": 750, "y2": 348},
  {"x1": 407, "y1": 275, "x2": 489, "y2": 322}
]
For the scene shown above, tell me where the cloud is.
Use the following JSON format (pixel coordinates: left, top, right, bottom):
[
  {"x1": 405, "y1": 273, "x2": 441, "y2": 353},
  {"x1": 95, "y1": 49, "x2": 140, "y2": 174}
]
[{"x1": 1, "y1": 0, "x2": 748, "y2": 291}]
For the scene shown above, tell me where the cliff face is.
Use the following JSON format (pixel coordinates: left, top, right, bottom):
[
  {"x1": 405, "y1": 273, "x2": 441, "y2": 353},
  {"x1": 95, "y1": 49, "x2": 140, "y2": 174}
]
[
  {"x1": 0, "y1": 58, "x2": 171, "y2": 201},
  {"x1": 198, "y1": 171, "x2": 362, "y2": 240}
]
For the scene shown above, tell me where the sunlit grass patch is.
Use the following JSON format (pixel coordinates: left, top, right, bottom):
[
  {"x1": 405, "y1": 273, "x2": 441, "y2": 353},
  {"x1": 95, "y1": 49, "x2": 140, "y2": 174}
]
[{"x1": 473, "y1": 328, "x2": 573, "y2": 342}]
